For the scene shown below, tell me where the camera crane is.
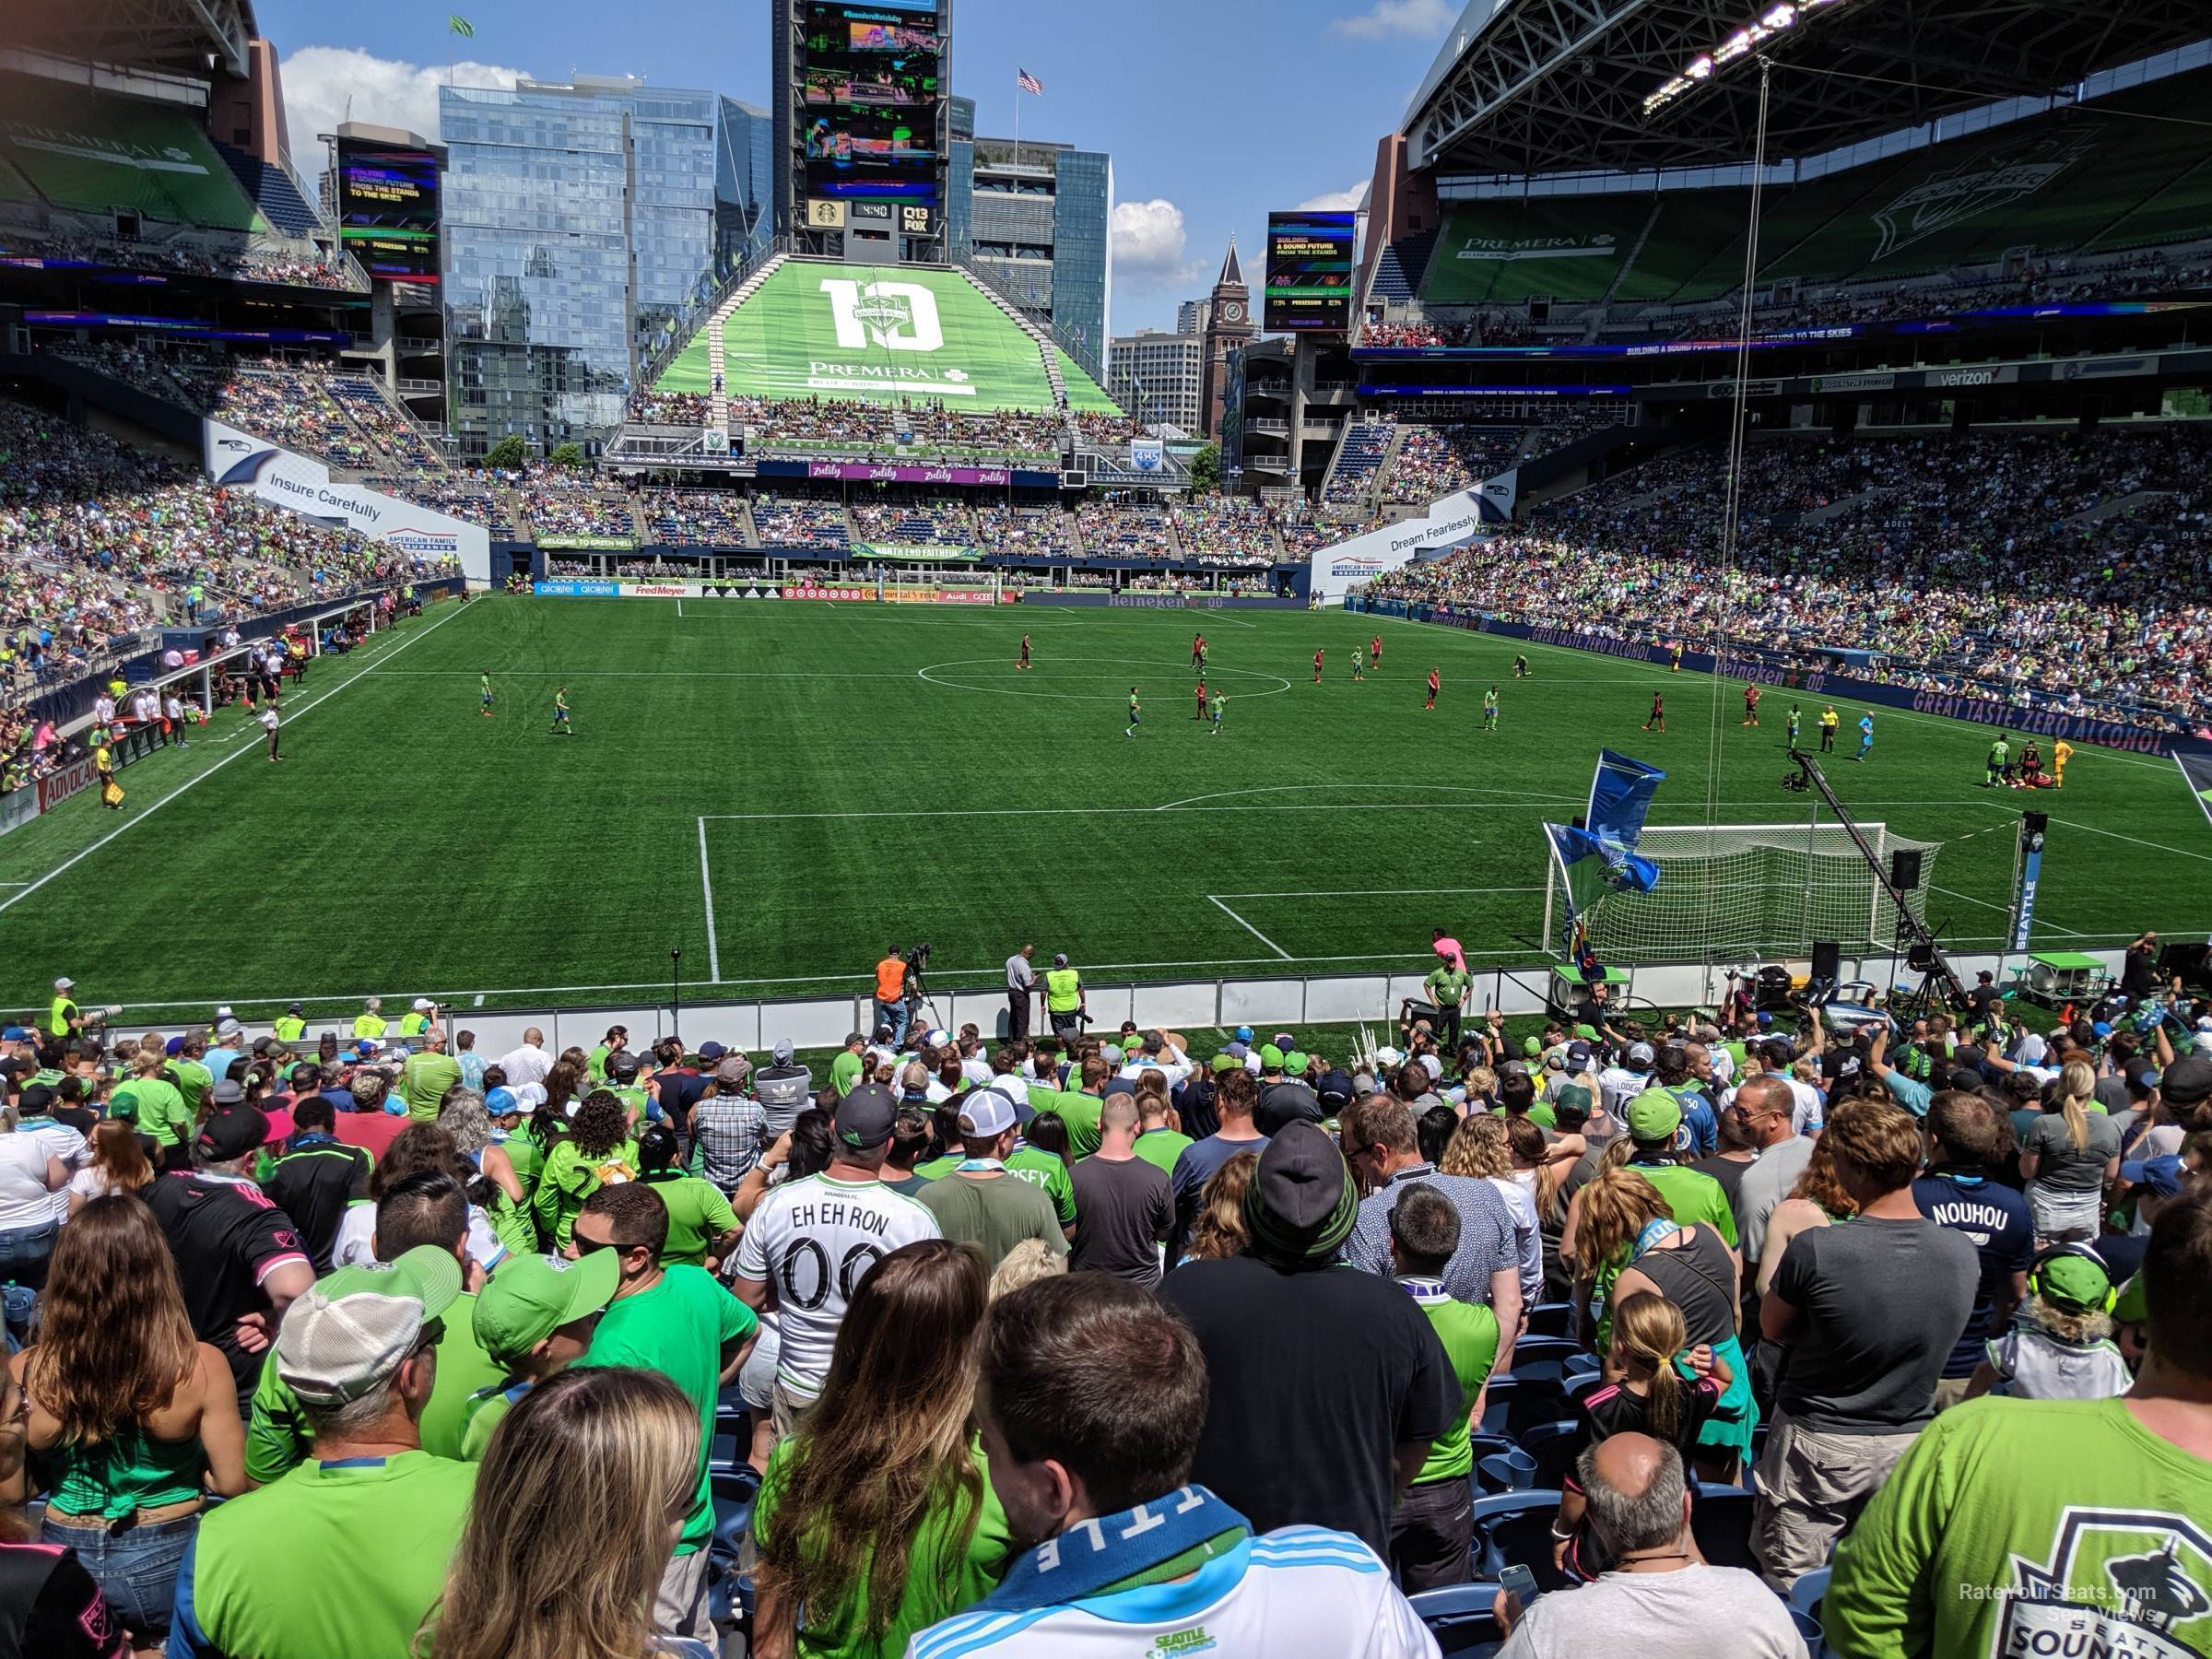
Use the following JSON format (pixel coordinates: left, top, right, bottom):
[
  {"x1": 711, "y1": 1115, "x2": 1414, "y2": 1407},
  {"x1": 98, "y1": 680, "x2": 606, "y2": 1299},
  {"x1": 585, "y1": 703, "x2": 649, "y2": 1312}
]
[{"x1": 1780, "y1": 747, "x2": 1969, "y2": 1015}]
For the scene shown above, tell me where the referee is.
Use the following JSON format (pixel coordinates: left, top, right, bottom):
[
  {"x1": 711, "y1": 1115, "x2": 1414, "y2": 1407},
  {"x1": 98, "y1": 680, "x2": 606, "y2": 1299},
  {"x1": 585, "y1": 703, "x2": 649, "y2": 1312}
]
[{"x1": 1005, "y1": 944, "x2": 1037, "y2": 1042}]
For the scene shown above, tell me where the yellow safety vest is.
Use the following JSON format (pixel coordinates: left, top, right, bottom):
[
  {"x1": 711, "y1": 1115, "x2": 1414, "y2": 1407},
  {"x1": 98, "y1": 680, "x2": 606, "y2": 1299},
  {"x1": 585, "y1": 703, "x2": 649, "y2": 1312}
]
[{"x1": 1044, "y1": 969, "x2": 1082, "y2": 1014}]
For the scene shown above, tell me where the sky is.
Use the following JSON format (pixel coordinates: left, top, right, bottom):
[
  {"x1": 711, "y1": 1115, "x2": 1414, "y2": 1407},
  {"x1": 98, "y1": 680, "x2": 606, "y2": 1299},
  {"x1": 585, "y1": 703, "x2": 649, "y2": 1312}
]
[{"x1": 257, "y1": 0, "x2": 1463, "y2": 334}]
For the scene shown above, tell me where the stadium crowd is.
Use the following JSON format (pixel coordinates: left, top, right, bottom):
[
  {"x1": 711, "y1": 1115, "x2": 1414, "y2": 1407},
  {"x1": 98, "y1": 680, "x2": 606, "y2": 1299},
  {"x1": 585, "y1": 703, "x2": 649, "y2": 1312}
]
[
  {"x1": 1369, "y1": 426, "x2": 2212, "y2": 730},
  {"x1": 4, "y1": 231, "x2": 360, "y2": 290},
  {"x1": 733, "y1": 397, "x2": 1065, "y2": 458},
  {"x1": 0, "y1": 951, "x2": 2204, "y2": 1656}
]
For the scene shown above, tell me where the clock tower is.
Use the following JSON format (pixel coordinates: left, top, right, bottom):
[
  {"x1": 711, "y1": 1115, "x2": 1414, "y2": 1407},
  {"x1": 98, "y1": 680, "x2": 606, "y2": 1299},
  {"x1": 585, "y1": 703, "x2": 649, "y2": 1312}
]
[{"x1": 1200, "y1": 236, "x2": 1253, "y2": 440}]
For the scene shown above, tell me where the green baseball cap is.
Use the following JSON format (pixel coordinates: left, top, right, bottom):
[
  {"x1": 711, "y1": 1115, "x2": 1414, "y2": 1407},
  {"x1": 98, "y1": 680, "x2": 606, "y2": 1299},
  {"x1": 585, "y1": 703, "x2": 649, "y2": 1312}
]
[
  {"x1": 1554, "y1": 1082, "x2": 1594, "y2": 1115},
  {"x1": 1258, "y1": 1043, "x2": 1285, "y2": 1072},
  {"x1": 473, "y1": 1250, "x2": 621, "y2": 1366},
  {"x1": 1625, "y1": 1089, "x2": 1684, "y2": 1143},
  {"x1": 1282, "y1": 1050, "x2": 1310, "y2": 1077},
  {"x1": 1523, "y1": 1036, "x2": 1543, "y2": 1058},
  {"x1": 2034, "y1": 1248, "x2": 2113, "y2": 1313}
]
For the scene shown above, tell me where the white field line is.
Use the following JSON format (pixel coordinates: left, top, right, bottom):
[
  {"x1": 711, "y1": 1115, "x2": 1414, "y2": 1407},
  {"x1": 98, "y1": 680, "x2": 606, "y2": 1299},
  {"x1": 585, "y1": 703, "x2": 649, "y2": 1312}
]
[
  {"x1": 695, "y1": 796, "x2": 2020, "y2": 824},
  {"x1": 1213, "y1": 886, "x2": 1548, "y2": 899},
  {"x1": 1206, "y1": 895, "x2": 1292, "y2": 959},
  {"x1": 697, "y1": 817, "x2": 723, "y2": 983},
  {"x1": 0, "y1": 603, "x2": 471, "y2": 915},
  {"x1": 2035, "y1": 812, "x2": 2212, "y2": 864}
]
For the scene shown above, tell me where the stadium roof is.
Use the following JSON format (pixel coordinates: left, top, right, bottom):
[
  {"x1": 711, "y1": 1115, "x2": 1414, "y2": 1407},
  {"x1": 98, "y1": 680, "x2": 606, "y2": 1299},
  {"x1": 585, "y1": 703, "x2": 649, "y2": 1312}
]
[
  {"x1": 1404, "y1": 0, "x2": 2210, "y2": 177},
  {"x1": 8, "y1": 0, "x2": 258, "y2": 78}
]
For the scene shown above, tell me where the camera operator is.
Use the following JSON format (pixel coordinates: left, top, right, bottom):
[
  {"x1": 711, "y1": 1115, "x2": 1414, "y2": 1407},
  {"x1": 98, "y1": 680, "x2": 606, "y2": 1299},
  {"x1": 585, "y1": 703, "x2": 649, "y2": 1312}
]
[
  {"x1": 873, "y1": 943, "x2": 912, "y2": 1047},
  {"x1": 1006, "y1": 944, "x2": 1038, "y2": 1041}
]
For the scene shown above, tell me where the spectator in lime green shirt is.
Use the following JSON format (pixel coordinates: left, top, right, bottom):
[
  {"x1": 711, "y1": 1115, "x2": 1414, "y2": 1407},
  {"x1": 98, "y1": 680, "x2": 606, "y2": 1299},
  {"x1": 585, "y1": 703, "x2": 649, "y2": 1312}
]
[
  {"x1": 830, "y1": 1032, "x2": 867, "y2": 1098},
  {"x1": 399, "y1": 1030, "x2": 462, "y2": 1122},
  {"x1": 637, "y1": 1123, "x2": 740, "y2": 1270}
]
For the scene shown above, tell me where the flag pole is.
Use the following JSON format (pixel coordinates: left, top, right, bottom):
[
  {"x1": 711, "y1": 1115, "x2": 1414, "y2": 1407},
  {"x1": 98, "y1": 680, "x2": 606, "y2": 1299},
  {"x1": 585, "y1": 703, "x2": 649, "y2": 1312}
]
[{"x1": 1013, "y1": 71, "x2": 1021, "y2": 170}]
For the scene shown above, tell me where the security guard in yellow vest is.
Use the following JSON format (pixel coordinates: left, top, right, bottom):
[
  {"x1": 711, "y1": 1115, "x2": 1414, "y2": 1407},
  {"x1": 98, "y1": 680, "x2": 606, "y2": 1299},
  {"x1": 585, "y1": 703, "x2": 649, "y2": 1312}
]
[
  {"x1": 353, "y1": 997, "x2": 389, "y2": 1040},
  {"x1": 47, "y1": 977, "x2": 83, "y2": 1040},
  {"x1": 1043, "y1": 954, "x2": 1086, "y2": 1042},
  {"x1": 272, "y1": 1003, "x2": 308, "y2": 1043}
]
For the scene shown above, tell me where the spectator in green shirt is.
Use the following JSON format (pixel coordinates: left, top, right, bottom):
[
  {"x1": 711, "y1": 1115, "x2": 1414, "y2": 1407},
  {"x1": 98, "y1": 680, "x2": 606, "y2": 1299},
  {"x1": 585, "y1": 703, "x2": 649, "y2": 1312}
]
[
  {"x1": 636, "y1": 1123, "x2": 741, "y2": 1270},
  {"x1": 399, "y1": 1030, "x2": 462, "y2": 1122},
  {"x1": 830, "y1": 1031, "x2": 867, "y2": 1098},
  {"x1": 1423, "y1": 962, "x2": 1473, "y2": 1050},
  {"x1": 755, "y1": 1238, "x2": 1012, "y2": 1658},
  {"x1": 1388, "y1": 1184, "x2": 1498, "y2": 1591},
  {"x1": 457, "y1": 1247, "x2": 620, "y2": 1461},
  {"x1": 172, "y1": 1245, "x2": 476, "y2": 1658},
  {"x1": 112, "y1": 1050, "x2": 193, "y2": 1170}
]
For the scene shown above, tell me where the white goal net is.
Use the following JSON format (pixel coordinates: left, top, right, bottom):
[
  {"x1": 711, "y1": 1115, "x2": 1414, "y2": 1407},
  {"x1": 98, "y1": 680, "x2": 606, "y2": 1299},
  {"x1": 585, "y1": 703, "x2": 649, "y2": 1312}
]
[{"x1": 1546, "y1": 821, "x2": 1943, "y2": 964}]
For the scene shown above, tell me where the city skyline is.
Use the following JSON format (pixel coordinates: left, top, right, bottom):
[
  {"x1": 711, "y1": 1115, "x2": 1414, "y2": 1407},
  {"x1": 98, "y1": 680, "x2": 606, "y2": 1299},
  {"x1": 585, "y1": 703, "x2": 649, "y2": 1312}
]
[{"x1": 258, "y1": 0, "x2": 1432, "y2": 334}]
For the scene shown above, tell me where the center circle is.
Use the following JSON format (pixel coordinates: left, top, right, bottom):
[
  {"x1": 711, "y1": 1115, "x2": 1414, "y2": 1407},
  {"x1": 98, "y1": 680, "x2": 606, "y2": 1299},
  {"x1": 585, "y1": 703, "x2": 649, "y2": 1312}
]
[{"x1": 915, "y1": 656, "x2": 1294, "y2": 700}]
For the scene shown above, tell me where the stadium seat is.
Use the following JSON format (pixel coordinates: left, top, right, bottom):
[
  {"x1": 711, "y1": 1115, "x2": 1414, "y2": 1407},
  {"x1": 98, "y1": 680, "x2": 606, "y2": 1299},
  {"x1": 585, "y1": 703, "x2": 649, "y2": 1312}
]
[
  {"x1": 1524, "y1": 1302, "x2": 1575, "y2": 1337},
  {"x1": 1688, "y1": 1487, "x2": 1759, "y2": 1572},
  {"x1": 709, "y1": 1466, "x2": 761, "y2": 1565},
  {"x1": 1515, "y1": 1421, "x2": 1582, "y2": 1490},
  {"x1": 1480, "y1": 1375, "x2": 1573, "y2": 1441},
  {"x1": 1407, "y1": 1582, "x2": 1507, "y2": 1657},
  {"x1": 1477, "y1": 1447, "x2": 1538, "y2": 1494},
  {"x1": 1506, "y1": 1335, "x2": 1586, "y2": 1382},
  {"x1": 1467, "y1": 1490, "x2": 1572, "y2": 1592}
]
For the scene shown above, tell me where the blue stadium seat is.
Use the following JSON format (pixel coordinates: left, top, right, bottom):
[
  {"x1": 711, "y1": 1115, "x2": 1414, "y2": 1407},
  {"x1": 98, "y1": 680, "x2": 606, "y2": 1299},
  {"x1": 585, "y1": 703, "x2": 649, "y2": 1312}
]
[
  {"x1": 710, "y1": 1465, "x2": 761, "y2": 1565},
  {"x1": 1524, "y1": 1301, "x2": 1574, "y2": 1338},
  {"x1": 1689, "y1": 1486, "x2": 1759, "y2": 1572},
  {"x1": 1407, "y1": 1582, "x2": 1506, "y2": 1657},
  {"x1": 214, "y1": 141, "x2": 324, "y2": 238},
  {"x1": 1477, "y1": 1447, "x2": 1538, "y2": 1494},
  {"x1": 1467, "y1": 1490, "x2": 1572, "y2": 1592},
  {"x1": 1507, "y1": 1335, "x2": 1586, "y2": 1383},
  {"x1": 1481, "y1": 1375, "x2": 1572, "y2": 1440},
  {"x1": 1515, "y1": 1421, "x2": 1582, "y2": 1489}
]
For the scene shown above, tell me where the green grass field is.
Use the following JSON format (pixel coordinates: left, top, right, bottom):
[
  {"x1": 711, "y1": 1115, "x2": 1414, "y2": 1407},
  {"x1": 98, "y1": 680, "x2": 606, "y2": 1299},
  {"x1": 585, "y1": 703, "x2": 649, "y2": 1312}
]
[{"x1": 2, "y1": 596, "x2": 2206, "y2": 1024}]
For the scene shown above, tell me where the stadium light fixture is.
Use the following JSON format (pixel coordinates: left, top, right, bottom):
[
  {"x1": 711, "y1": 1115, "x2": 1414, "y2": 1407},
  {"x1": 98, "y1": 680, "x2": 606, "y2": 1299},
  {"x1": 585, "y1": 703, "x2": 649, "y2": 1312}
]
[{"x1": 1643, "y1": 0, "x2": 1850, "y2": 116}]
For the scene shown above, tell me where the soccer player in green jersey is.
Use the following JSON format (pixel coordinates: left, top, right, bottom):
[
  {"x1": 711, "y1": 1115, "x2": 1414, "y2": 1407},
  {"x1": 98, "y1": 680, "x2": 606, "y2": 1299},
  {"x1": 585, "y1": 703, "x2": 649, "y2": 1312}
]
[
  {"x1": 1786, "y1": 703, "x2": 1802, "y2": 747},
  {"x1": 1483, "y1": 686, "x2": 1499, "y2": 730},
  {"x1": 1125, "y1": 688, "x2": 1140, "y2": 737},
  {"x1": 1985, "y1": 735, "x2": 2011, "y2": 787},
  {"x1": 1208, "y1": 694, "x2": 1226, "y2": 735},
  {"x1": 1351, "y1": 651, "x2": 1364, "y2": 681},
  {"x1": 550, "y1": 686, "x2": 571, "y2": 735},
  {"x1": 480, "y1": 670, "x2": 493, "y2": 717}
]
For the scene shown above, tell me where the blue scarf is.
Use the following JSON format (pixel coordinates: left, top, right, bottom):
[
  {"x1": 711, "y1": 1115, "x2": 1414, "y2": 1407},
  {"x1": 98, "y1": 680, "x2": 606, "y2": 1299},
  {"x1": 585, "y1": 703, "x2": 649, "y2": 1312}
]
[{"x1": 979, "y1": 1486, "x2": 1250, "y2": 1613}]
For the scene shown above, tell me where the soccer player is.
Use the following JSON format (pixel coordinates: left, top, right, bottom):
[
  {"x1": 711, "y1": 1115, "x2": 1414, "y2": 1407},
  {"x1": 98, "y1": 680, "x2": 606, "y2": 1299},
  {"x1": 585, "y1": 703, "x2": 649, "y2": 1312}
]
[
  {"x1": 1191, "y1": 632, "x2": 1206, "y2": 670},
  {"x1": 2052, "y1": 737, "x2": 2074, "y2": 788},
  {"x1": 1194, "y1": 678, "x2": 1208, "y2": 722},
  {"x1": 1853, "y1": 710, "x2": 1875, "y2": 762},
  {"x1": 1786, "y1": 702, "x2": 1803, "y2": 747},
  {"x1": 550, "y1": 686, "x2": 571, "y2": 736},
  {"x1": 1369, "y1": 635, "x2": 1382, "y2": 672},
  {"x1": 1313, "y1": 647, "x2": 1324, "y2": 684},
  {"x1": 2019, "y1": 739, "x2": 2042, "y2": 788},
  {"x1": 1512, "y1": 653, "x2": 1530, "y2": 678},
  {"x1": 1351, "y1": 651, "x2": 1364, "y2": 682},
  {"x1": 1125, "y1": 687, "x2": 1140, "y2": 737},
  {"x1": 1642, "y1": 690, "x2": 1665, "y2": 733},
  {"x1": 1742, "y1": 683, "x2": 1762, "y2": 726},
  {"x1": 480, "y1": 670, "x2": 494, "y2": 718},
  {"x1": 1208, "y1": 693, "x2": 1226, "y2": 736},
  {"x1": 1018, "y1": 634, "x2": 1031, "y2": 671},
  {"x1": 1818, "y1": 704, "x2": 1840, "y2": 751},
  {"x1": 1425, "y1": 666, "x2": 1441, "y2": 711},
  {"x1": 1483, "y1": 686, "x2": 1499, "y2": 730},
  {"x1": 260, "y1": 701, "x2": 281, "y2": 762},
  {"x1": 1985, "y1": 735, "x2": 2011, "y2": 787}
]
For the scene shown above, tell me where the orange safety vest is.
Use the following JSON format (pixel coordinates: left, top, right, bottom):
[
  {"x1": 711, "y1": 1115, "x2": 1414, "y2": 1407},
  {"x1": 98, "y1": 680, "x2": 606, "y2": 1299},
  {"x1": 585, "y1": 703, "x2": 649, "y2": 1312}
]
[{"x1": 875, "y1": 958, "x2": 907, "y2": 1002}]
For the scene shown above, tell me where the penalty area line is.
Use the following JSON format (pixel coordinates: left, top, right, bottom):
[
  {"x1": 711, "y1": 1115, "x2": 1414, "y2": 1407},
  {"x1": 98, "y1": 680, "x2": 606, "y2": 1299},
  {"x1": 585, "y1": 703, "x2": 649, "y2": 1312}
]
[{"x1": 1206, "y1": 895, "x2": 1292, "y2": 959}]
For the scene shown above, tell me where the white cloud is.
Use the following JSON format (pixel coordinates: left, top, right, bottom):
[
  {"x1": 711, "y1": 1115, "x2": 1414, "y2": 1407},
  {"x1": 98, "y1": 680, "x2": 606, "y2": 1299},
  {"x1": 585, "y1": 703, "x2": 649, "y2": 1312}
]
[
  {"x1": 1112, "y1": 197, "x2": 1205, "y2": 290},
  {"x1": 1298, "y1": 182, "x2": 1368, "y2": 212},
  {"x1": 1331, "y1": 0, "x2": 1456, "y2": 39},
  {"x1": 277, "y1": 47, "x2": 527, "y2": 185}
]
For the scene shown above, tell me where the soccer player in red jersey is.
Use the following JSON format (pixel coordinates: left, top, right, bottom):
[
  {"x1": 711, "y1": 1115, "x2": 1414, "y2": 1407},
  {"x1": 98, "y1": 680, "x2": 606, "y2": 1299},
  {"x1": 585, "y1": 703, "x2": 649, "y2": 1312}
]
[
  {"x1": 1425, "y1": 666, "x2": 1440, "y2": 711},
  {"x1": 1313, "y1": 648, "x2": 1324, "y2": 684}
]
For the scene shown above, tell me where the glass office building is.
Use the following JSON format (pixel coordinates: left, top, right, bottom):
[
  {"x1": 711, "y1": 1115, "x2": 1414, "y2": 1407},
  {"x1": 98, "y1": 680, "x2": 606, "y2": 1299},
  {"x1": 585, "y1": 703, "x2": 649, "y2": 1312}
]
[
  {"x1": 440, "y1": 76, "x2": 717, "y2": 455},
  {"x1": 947, "y1": 135, "x2": 1112, "y2": 385}
]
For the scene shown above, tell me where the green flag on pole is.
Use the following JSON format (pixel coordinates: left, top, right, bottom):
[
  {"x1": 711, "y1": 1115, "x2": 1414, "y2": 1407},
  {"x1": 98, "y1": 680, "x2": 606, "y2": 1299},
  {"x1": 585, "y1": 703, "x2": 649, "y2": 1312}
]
[{"x1": 448, "y1": 14, "x2": 475, "y2": 36}]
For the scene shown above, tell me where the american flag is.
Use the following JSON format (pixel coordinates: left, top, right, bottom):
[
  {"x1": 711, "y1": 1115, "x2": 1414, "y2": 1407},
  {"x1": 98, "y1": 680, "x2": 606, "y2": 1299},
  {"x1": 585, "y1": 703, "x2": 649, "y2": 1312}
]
[{"x1": 1017, "y1": 67, "x2": 1043, "y2": 95}]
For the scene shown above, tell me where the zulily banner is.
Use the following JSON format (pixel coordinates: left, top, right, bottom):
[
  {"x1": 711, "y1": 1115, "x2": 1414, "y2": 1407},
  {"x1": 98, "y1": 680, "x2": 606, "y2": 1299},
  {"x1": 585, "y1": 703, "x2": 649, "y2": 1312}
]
[
  {"x1": 751, "y1": 460, "x2": 1059, "y2": 488},
  {"x1": 1360, "y1": 603, "x2": 2212, "y2": 759},
  {"x1": 202, "y1": 418, "x2": 490, "y2": 584}
]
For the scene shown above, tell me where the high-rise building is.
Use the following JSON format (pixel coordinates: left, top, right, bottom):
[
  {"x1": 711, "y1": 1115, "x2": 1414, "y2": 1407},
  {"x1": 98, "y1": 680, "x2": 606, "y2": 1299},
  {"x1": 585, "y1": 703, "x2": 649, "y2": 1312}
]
[
  {"x1": 1200, "y1": 237, "x2": 1253, "y2": 439},
  {"x1": 947, "y1": 135, "x2": 1112, "y2": 385},
  {"x1": 1109, "y1": 329, "x2": 1203, "y2": 434},
  {"x1": 716, "y1": 97, "x2": 774, "y2": 265},
  {"x1": 440, "y1": 76, "x2": 717, "y2": 456},
  {"x1": 1177, "y1": 299, "x2": 1206, "y2": 335}
]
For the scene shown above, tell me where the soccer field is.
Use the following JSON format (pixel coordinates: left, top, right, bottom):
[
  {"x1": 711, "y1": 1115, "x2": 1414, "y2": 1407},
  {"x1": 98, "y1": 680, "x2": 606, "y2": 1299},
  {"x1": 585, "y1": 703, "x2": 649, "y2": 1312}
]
[{"x1": 2, "y1": 596, "x2": 2206, "y2": 1023}]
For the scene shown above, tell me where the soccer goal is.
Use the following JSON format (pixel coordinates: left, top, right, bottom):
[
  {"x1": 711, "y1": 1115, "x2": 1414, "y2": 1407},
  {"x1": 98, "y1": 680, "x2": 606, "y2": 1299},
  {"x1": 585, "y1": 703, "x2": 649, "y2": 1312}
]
[{"x1": 1544, "y1": 821, "x2": 1943, "y2": 965}]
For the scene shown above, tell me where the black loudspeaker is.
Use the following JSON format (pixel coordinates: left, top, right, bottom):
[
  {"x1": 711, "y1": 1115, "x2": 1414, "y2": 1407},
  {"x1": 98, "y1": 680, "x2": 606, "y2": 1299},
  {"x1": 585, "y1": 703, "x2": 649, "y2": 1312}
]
[
  {"x1": 1810, "y1": 940, "x2": 1841, "y2": 982},
  {"x1": 1890, "y1": 849, "x2": 1924, "y2": 889}
]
